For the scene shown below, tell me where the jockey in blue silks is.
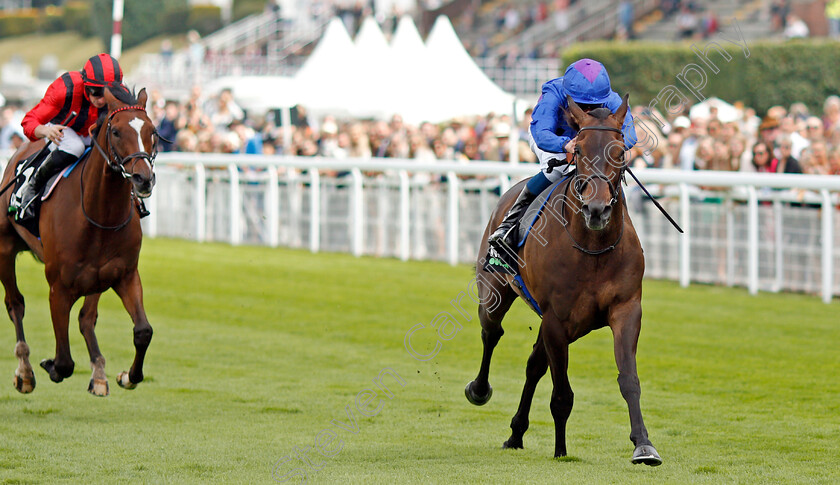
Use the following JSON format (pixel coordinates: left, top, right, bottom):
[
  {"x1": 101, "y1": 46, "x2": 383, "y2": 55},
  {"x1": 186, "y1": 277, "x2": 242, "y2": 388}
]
[{"x1": 487, "y1": 58, "x2": 638, "y2": 246}]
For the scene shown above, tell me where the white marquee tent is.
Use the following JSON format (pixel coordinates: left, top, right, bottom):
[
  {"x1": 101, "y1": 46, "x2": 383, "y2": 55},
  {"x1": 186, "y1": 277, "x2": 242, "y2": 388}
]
[{"x1": 215, "y1": 15, "x2": 521, "y2": 123}]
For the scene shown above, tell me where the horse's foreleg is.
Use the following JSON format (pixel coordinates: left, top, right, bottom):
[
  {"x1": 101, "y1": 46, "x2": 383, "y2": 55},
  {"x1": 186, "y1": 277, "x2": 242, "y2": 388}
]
[
  {"x1": 0, "y1": 245, "x2": 33, "y2": 393},
  {"x1": 504, "y1": 327, "x2": 548, "y2": 449},
  {"x1": 610, "y1": 299, "x2": 661, "y2": 466},
  {"x1": 465, "y1": 271, "x2": 516, "y2": 406},
  {"x1": 79, "y1": 294, "x2": 108, "y2": 396},
  {"x1": 543, "y1": 319, "x2": 573, "y2": 458},
  {"x1": 114, "y1": 271, "x2": 152, "y2": 389},
  {"x1": 40, "y1": 286, "x2": 75, "y2": 383}
]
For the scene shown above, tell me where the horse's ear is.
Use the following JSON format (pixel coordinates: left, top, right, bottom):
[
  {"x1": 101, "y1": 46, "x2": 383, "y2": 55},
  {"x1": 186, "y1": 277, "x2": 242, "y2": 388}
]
[
  {"x1": 103, "y1": 86, "x2": 118, "y2": 111},
  {"x1": 613, "y1": 93, "x2": 630, "y2": 124},
  {"x1": 137, "y1": 88, "x2": 148, "y2": 108},
  {"x1": 566, "y1": 95, "x2": 586, "y2": 130}
]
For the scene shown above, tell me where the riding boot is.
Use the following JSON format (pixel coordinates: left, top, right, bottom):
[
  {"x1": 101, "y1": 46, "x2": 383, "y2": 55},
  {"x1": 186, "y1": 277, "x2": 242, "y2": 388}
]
[
  {"x1": 487, "y1": 186, "x2": 538, "y2": 247},
  {"x1": 18, "y1": 150, "x2": 77, "y2": 220}
]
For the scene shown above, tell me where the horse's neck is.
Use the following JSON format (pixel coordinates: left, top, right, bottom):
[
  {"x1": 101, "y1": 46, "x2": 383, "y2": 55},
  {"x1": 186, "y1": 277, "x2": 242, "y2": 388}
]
[{"x1": 83, "y1": 148, "x2": 131, "y2": 223}]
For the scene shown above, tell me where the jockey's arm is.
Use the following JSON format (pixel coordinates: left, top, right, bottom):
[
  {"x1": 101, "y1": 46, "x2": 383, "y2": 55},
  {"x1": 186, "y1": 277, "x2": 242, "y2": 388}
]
[
  {"x1": 530, "y1": 85, "x2": 572, "y2": 154},
  {"x1": 620, "y1": 109, "x2": 638, "y2": 151},
  {"x1": 21, "y1": 78, "x2": 64, "y2": 141}
]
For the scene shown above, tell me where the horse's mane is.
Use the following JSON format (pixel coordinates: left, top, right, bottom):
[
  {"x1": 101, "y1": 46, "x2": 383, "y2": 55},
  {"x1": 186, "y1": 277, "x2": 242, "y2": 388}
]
[
  {"x1": 91, "y1": 82, "x2": 140, "y2": 137},
  {"x1": 588, "y1": 107, "x2": 612, "y2": 120}
]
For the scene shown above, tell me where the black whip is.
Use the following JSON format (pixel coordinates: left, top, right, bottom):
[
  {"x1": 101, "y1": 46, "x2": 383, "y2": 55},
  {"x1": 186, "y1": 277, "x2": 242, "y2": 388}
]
[{"x1": 625, "y1": 166, "x2": 684, "y2": 234}]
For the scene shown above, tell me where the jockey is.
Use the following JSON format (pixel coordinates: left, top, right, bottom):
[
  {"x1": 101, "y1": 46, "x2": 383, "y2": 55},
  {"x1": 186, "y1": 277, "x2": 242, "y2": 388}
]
[
  {"x1": 487, "y1": 58, "x2": 638, "y2": 247},
  {"x1": 16, "y1": 53, "x2": 123, "y2": 220}
]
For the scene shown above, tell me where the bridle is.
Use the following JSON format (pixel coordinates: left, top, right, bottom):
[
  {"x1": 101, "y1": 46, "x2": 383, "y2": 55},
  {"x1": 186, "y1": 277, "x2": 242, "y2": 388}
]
[
  {"x1": 91, "y1": 105, "x2": 161, "y2": 179},
  {"x1": 561, "y1": 125, "x2": 627, "y2": 255},
  {"x1": 84, "y1": 104, "x2": 160, "y2": 230}
]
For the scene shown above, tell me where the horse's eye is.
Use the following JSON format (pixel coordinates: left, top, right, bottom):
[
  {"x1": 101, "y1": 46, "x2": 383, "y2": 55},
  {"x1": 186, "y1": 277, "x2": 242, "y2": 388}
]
[{"x1": 111, "y1": 129, "x2": 120, "y2": 138}]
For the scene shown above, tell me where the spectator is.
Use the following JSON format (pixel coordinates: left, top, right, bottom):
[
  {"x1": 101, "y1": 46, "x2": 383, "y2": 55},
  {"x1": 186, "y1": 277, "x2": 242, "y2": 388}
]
[
  {"x1": 776, "y1": 136, "x2": 802, "y2": 173},
  {"x1": 783, "y1": 14, "x2": 809, "y2": 38},
  {"x1": 822, "y1": 95, "x2": 840, "y2": 132},
  {"x1": 157, "y1": 101, "x2": 182, "y2": 152},
  {"x1": 828, "y1": 0, "x2": 840, "y2": 38},
  {"x1": 803, "y1": 116, "x2": 824, "y2": 141},
  {"x1": 751, "y1": 141, "x2": 779, "y2": 173},
  {"x1": 207, "y1": 88, "x2": 244, "y2": 128},
  {"x1": 661, "y1": 132, "x2": 684, "y2": 169}
]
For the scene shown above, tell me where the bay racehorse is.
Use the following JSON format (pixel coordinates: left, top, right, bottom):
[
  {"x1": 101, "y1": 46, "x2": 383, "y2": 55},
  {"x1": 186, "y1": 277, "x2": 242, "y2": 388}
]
[
  {"x1": 465, "y1": 95, "x2": 661, "y2": 465},
  {"x1": 0, "y1": 83, "x2": 157, "y2": 396}
]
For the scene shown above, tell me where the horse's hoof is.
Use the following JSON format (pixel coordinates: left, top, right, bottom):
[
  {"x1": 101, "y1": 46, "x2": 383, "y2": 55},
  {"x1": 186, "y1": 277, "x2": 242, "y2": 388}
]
[
  {"x1": 39, "y1": 359, "x2": 63, "y2": 383},
  {"x1": 631, "y1": 444, "x2": 662, "y2": 466},
  {"x1": 465, "y1": 381, "x2": 493, "y2": 406},
  {"x1": 502, "y1": 438, "x2": 523, "y2": 449},
  {"x1": 88, "y1": 378, "x2": 109, "y2": 397},
  {"x1": 13, "y1": 371, "x2": 35, "y2": 393},
  {"x1": 117, "y1": 371, "x2": 137, "y2": 390}
]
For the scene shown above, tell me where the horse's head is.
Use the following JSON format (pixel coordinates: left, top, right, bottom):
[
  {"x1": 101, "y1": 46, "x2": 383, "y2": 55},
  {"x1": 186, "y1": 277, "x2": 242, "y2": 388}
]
[
  {"x1": 98, "y1": 85, "x2": 157, "y2": 198},
  {"x1": 565, "y1": 94, "x2": 629, "y2": 231}
]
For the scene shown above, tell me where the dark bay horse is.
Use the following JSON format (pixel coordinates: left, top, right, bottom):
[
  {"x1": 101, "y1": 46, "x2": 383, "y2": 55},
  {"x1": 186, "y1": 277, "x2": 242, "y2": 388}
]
[
  {"x1": 466, "y1": 96, "x2": 661, "y2": 465},
  {"x1": 0, "y1": 84, "x2": 156, "y2": 396}
]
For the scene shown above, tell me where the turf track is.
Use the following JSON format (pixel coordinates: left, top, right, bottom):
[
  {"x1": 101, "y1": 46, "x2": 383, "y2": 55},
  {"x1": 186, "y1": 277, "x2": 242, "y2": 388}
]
[{"x1": 0, "y1": 238, "x2": 837, "y2": 484}]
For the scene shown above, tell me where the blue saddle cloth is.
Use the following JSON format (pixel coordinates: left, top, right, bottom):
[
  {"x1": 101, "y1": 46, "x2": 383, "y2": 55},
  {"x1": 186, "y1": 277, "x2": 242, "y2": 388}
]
[{"x1": 517, "y1": 175, "x2": 571, "y2": 248}]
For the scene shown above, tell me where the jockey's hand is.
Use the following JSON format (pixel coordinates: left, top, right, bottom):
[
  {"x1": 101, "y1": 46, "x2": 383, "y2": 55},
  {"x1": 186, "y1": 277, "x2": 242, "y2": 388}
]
[
  {"x1": 564, "y1": 137, "x2": 577, "y2": 155},
  {"x1": 35, "y1": 124, "x2": 65, "y2": 145}
]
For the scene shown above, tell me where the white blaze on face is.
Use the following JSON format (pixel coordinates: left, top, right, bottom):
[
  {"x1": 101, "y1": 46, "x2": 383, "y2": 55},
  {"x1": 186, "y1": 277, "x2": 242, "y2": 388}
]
[{"x1": 129, "y1": 117, "x2": 146, "y2": 153}]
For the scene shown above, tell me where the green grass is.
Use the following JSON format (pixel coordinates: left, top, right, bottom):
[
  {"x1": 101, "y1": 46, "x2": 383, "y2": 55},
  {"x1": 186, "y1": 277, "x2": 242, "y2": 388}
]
[{"x1": 0, "y1": 238, "x2": 838, "y2": 484}]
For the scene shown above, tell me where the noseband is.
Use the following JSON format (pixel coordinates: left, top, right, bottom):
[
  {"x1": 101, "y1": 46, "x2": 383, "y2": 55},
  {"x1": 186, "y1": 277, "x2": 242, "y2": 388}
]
[{"x1": 562, "y1": 125, "x2": 627, "y2": 255}]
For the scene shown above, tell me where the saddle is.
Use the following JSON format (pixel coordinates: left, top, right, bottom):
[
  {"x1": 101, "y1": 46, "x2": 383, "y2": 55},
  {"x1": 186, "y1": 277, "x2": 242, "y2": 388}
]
[
  {"x1": 484, "y1": 175, "x2": 572, "y2": 276},
  {"x1": 8, "y1": 150, "x2": 85, "y2": 237}
]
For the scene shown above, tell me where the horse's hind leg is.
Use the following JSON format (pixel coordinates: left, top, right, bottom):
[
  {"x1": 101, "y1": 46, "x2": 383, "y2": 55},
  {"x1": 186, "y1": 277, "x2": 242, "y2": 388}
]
[
  {"x1": 610, "y1": 299, "x2": 661, "y2": 466},
  {"x1": 114, "y1": 270, "x2": 152, "y2": 389},
  {"x1": 465, "y1": 270, "x2": 516, "y2": 406},
  {"x1": 503, "y1": 328, "x2": 548, "y2": 449},
  {"x1": 0, "y1": 243, "x2": 34, "y2": 393},
  {"x1": 79, "y1": 294, "x2": 108, "y2": 397}
]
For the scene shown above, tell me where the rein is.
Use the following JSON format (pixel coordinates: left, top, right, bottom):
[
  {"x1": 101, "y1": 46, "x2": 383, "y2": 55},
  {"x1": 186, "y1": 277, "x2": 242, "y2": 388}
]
[
  {"x1": 79, "y1": 154, "x2": 134, "y2": 231},
  {"x1": 560, "y1": 175, "x2": 625, "y2": 255},
  {"x1": 83, "y1": 104, "x2": 156, "y2": 231}
]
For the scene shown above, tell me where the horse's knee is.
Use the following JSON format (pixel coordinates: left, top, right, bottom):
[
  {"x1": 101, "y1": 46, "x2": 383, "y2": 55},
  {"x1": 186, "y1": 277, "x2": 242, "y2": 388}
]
[
  {"x1": 5, "y1": 293, "x2": 24, "y2": 320},
  {"x1": 549, "y1": 392, "x2": 574, "y2": 419},
  {"x1": 481, "y1": 326, "x2": 504, "y2": 346},
  {"x1": 617, "y1": 373, "x2": 641, "y2": 400},
  {"x1": 133, "y1": 326, "x2": 153, "y2": 348},
  {"x1": 78, "y1": 306, "x2": 97, "y2": 324}
]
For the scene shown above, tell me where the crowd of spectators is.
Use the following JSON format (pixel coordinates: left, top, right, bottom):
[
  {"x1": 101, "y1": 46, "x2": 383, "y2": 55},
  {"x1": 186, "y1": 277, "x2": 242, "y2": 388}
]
[
  {"x1": 2, "y1": 82, "x2": 840, "y2": 180},
  {"x1": 145, "y1": 84, "x2": 537, "y2": 166},
  {"x1": 137, "y1": 83, "x2": 840, "y2": 179},
  {"x1": 626, "y1": 96, "x2": 840, "y2": 176}
]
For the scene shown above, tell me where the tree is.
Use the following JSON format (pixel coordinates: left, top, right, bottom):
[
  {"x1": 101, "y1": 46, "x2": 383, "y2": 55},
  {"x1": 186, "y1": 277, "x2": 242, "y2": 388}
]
[{"x1": 90, "y1": 0, "x2": 188, "y2": 51}]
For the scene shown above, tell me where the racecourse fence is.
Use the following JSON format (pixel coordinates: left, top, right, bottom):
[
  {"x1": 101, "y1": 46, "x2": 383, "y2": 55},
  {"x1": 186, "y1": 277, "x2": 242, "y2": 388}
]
[
  {"x1": 1, "y1": 152, "x2": 838, "y2": 303},
  {"x1": 140, "y1": 154, "x2": 840, "y2": 304}
]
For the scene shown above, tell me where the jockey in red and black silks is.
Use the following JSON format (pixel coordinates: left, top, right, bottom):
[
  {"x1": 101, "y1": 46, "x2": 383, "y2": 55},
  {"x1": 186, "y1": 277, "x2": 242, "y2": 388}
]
[{"x1": 16, "y1": 53, "x2": 123, "y2": 220}]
